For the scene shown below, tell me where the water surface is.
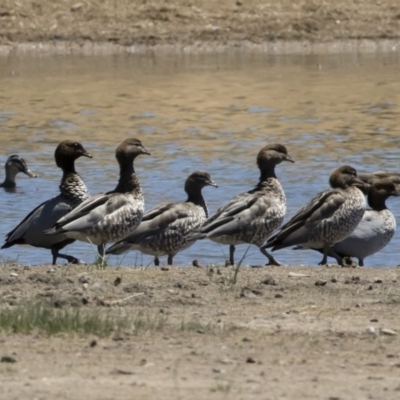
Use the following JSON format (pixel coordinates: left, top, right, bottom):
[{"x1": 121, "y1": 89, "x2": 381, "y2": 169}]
[{"x1": 1, "y1": 52, "x2": 400, "y2": 267}]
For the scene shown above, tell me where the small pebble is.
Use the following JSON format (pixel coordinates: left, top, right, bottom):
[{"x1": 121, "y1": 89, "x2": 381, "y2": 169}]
[
  {"x1": 381, "y1": 328, "x2": 397, "y2": 336},
  {"x1": 373, "y1": 278, "x2": 383, "y2": 284},
  {"x1": 192, "y1": 260, "x2": 201, "y2": 268},
  {"x1": 275, "y1": 293, "x2": 283, "y2": 298},
  {"x1": 262, "y1": 275, "x2": 276, "y2": 286},
  {"x1": 246, "y1": 357, "x2": 256, "y2": 364},
  {"x1": 1, "y1": 356, "x2": 16, "y2": 363},
  {"x1": 10, "y1": 272, "x2": 18, "y2": 277},
  {"x1": 113, "y1": 277, "x2": 122, "y2": 286},
  {"x1": 315, "y1": 280, "x2": 327, "y2": 287},
  {"x1": 367, "y1": 326, "x2": 376, "y2": 334}
]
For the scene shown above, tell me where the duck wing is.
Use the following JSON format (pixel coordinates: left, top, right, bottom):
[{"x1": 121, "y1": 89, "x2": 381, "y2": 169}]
[{"x1": 266, "y1": 189, "x2": 346, "y2": 249}]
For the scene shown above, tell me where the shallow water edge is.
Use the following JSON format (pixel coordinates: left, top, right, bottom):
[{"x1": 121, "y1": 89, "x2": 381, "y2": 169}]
[{"x1": 1, "y1": 39, "x2": 400, "y2": 57}]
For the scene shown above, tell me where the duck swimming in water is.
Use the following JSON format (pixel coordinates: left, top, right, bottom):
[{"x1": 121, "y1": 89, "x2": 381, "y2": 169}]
[{"x1": 0, "y1": 155, "x2": 36, "y2": 189}]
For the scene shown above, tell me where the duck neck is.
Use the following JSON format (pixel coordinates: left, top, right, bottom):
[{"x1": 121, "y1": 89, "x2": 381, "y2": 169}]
[
  {"x1": 259, "y1": 165, "x2": 276, "y2": 181},
  {"x1": 115, "y1": 162, "x2": 140, "y2": 193},
  {"x1": 3, "y1": 164, "x2": 20, "y2": 187},
  {"x1": 3, "y1": 173, "x2": 16, "y2": 188},
  {"x1": 59, "y1": 166, "x2": 89, "y2": 202},
  {"x1": 368, "y1": 191, "x2": 387, "y2": 211},
  {"x1": 186, "y1": 186, "x2": 208, "y2": 216}
]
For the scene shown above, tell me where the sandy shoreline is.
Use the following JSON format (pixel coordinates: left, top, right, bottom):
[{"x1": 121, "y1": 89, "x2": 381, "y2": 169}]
[
  {"x1": 0, "y1": 38, "x2": 400, "y2": 56},
  {"x1": 1, "y1": 0, "x2": 400, "y2": 56}
]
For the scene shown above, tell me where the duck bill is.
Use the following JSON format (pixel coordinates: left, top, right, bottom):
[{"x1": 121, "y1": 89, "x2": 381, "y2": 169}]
[
  {"x1": 24, "y1": 169, "x2": 37, "y2": 178},
  {"x1": 82, "y1": 151, "x2": 92, "y2": 158},
  {"x1": 284, "y1": 154, "x2": 295, "y2": 163},
  {"x1": 141, "y1": 146, "x2": 151, "y2": 156},
  {"x1": 207, "y1": 179, "x2": 218, "y2": 188}
]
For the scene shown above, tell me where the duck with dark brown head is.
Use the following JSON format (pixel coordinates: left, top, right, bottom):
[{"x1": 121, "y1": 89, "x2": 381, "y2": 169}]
[
  {"x1": 107, "y1": 170, "x2": 218, "y2": 265},
  {"x1": 264, "y1": 165, "x2": 368, "y2": 265},
  {"x1": 188, "y1": 143, "x2": 294, "y2": 266},
  {"x1": 46, "y1": 138, "x2": 150, "y2": 262},
  {"x1": 0, "y1": 155, "x2": 36, "y2": 189},
  {"x1": 300, "y1": 177, "x2": 400, "y2": 266},
  {"x1": 2, "y1": 140, "x2": 91, "y2": 264}
]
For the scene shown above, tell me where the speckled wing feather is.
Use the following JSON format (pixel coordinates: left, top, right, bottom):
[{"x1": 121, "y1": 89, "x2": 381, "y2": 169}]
[
  {"x1": 51, "y1": 192, "x2": 137, "y2": 234},
  {"x1": 200, "y1": 190, "x2": 280, "y2": 237},
  {"x1": 51, "y1": 193, "x2": 108, "y2": 230},
  {"x1": 267, "y1": 189, "x2": 346, "y2": 249},
  {"x1": 107, "y1": 201, "x2": 205, "y2": 255}
]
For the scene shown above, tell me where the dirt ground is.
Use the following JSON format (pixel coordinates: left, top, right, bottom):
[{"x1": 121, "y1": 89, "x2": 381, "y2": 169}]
[
  {"x1": 1, "y1": 263, "x2": 400, "y2": 400},
  {"x1": 1, "y1": 0, "x2": 400, "y2": 49}
]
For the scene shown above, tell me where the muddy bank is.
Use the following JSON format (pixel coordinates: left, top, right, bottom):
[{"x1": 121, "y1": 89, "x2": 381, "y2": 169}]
[
  {"x1": 1, "y1": 0, "x2": 400, "y2": 55},
  {"x1": 1, "y1": 264, "x2": 400, "y2": 399}
]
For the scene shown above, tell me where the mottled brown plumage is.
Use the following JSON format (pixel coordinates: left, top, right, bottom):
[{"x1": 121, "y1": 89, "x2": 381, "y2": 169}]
[
  {"x1": 265, "y1": 165, "x2": 367, "y2": 265},
  {"x1": 190, "y1": 144, "x2": 294, "y2": 266},
  {"x1": 300, "y1": 178, "x2": 400, "y2": 266},
  {"x1": 45, "y1": 138, "x2": 150, "y2": 259},
  {"x1": 106, "y1": 171, "x2": 218, "y2": 265}
]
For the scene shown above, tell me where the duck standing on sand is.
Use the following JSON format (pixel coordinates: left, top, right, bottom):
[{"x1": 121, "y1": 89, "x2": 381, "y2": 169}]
[
  {"x1": 264, "y1": 165, "x2": 367, "y2": 265},
  {"x1": 106, "y1": 171, "x2": 218, "y2": 265},
  {"x1": 1, "y1": 155, "x2": 36, "y2": 189},
  {"x1": 45, "y1": 138, "x2": 150, "y2": 260},
  {"x1": 299, "y1": 177, "x2": 400, "y2": 266},
  {"x1": 2, "y1": 141, "x2": 91, "y2": 264},
  {"x1": 188, "y1": 144, "x2": 294, "y2": 266}
]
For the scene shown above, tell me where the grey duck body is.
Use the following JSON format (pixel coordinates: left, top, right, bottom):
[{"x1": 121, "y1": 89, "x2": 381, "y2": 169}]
[
  {"x1": 190, "y1": 144, "x2": 294, "y2": 266},
  {"x1": 303, "y1": 178, "x2": 399, "y2": 266},
  {"x1": 2, "y1": 141, "x2": 91, "y2": 264},
  {"x1": 1, "y1": 155, "x2": 36, "y2": 189},
  {"x1": 265, "y1": 165, "x2": 367, "y2": 265},
  {"x1": 107, "y1": 171, "x2": 218, "y2": 265},
  {"x1": 46, "y1": 138, "x2": 150, "y2": 258}
]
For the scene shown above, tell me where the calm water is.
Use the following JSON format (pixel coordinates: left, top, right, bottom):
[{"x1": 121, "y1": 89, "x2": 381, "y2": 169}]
[{"x1": 1, "y1": 51, "x2": 400, "y2": 267}]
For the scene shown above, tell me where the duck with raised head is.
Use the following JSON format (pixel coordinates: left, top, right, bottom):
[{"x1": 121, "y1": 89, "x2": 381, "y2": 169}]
[
  {"x1": 264, "y1": 165, "x2": 367, "y2": 265},
  {"x1": 2, "y1": 141, "x2": 91, "y2": 264},
  {"x1": 1, "y1": 155, "x2": 36, "y2": 189},
  {"x1": 299, "y1": 178, "x2": 400, "y2": 266},
  {"x1": 188, "y1": 144, "x2": 294, "y2": 266},
  {"x1": 45, "y1": 138, "x2": 150, "y2": 260},
  {"x1": 107, "y1": 171, "x2": 218, "y2": 265}
]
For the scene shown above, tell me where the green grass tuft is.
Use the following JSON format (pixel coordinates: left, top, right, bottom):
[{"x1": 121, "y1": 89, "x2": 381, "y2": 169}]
[{"x1": 0, "y1": 302, "x2": 128, "y2": 337}]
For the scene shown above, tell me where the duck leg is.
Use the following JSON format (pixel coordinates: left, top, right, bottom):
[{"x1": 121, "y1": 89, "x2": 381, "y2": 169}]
[
  {"x1": 51, "y1": 248, "x2": 82, "y2": 265},
  {"x1": 229, "y1": 245, "x2": 235, "y2": 266},
  {"x1": 154, "y1": 257, "x2": 160, "y2": 266},
  {"x1": 318, "y1": 244, "x2": 342, "y2": 265},
  {"x1": 96, "y1": 243, "x2": 107, "y2": 267},
  {"x1": 167, "y1": 255, "x2": 174, "y2": 265},
  {"x1": 97, "y1": 243, "x2": 106, "y2": 259},
  {"x1": 260, "y1": 247, "x2": 281, "y2": 266}
]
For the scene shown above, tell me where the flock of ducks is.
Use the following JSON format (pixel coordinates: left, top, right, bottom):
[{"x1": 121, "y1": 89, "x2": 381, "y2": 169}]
[{"x1": 2, "y1": 138, "x2": 400, "y2": 267}]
